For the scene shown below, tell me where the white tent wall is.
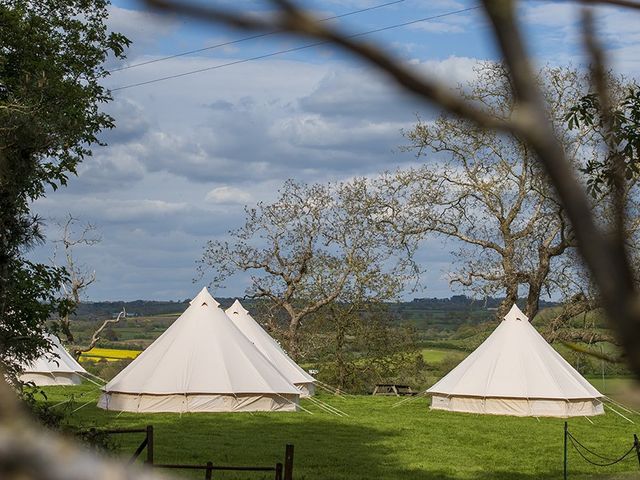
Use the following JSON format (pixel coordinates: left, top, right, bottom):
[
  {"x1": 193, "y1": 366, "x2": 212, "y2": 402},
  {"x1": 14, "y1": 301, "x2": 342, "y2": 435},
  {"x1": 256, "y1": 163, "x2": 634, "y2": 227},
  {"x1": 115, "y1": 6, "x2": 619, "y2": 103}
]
[
  {"x1": 426, "y1": 304, "x2": 604, "y2": 418},
  {"x1": 98, "y1": 392, "x2": 299, "y2": 413},
  {"x1": 430, "y1": 394, "x2": 604, "y2": 417},
  {"x1": 19, "y1": 372, "x2": 84, "y2": 386},
  {"x1": 226, "y1": 300, "x2": 316, "y2": 398},
  {"x1": 297, "y1": 383, "x2": 315, "y2": 397},
  {"x1": 19, "y1": 334, "x2": 88, "y2": 386},
  {"x1": 98, "y1": 288, "x2": 301, "y2": 413}
]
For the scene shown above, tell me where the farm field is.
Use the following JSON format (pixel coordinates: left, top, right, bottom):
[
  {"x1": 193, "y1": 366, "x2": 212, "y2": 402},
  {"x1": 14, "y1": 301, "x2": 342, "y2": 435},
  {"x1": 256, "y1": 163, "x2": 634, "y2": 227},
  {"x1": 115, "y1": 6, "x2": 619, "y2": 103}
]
[
  {"x1": 79, "y1": 347, "x2": 142, "y2": 362},
  {"x1": 40, "y1": 381, "x2": 640, "y2": 480}
]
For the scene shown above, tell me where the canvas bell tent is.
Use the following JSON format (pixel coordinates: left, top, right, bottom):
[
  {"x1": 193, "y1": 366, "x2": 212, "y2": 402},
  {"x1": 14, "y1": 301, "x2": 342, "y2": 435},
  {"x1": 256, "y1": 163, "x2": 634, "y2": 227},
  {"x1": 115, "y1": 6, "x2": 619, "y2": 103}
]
[
  {"x1": 19, "y1": 334, "x2": 88, "y2": 386},
  {"x1": 98, "y1": 288, "x2": 301, "y2": 413},
  {"x1": 226, "y1": 299, "x2": 315, "y2": 397},
  {"x1": 427, "y1": 304, "x2": 604, "y2": 417}
]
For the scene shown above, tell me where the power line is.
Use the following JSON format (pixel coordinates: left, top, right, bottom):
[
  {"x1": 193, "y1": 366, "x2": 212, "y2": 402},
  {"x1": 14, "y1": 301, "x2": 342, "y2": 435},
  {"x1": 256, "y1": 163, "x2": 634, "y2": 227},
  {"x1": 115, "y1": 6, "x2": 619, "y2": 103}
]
[
  {"x1": 110, "y1": 6, "x2": 481, "y2": 92},
  {"x1": 109, "y1": 0, "x2": 406, "y2": 73}
]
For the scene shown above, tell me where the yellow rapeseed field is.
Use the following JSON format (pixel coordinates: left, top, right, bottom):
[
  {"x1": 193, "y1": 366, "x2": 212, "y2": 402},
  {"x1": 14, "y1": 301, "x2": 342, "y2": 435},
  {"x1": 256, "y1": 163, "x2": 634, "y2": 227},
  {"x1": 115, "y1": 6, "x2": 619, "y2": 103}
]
[{"x1": 80, "y1": 347, "x2": 141, "y2": 362}]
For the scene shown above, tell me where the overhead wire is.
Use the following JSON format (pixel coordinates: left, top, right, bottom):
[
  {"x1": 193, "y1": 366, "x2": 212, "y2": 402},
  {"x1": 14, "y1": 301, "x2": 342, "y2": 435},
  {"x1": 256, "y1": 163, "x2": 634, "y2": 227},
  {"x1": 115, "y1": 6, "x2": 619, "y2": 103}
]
[
  {"x1": 109, "y1": 0, "x2": 407, "y2": 73},
  {"x1": 110, "y1": 6, "x2": 481, "y2": 92}
]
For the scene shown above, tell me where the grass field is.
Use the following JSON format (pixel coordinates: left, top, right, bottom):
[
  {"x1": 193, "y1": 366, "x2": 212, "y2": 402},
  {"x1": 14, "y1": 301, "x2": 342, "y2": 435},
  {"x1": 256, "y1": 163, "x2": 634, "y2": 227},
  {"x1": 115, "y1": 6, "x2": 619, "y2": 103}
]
[
  {"x1": 421, "y1": 348, "x2": 466, "y2": 363},
  {"x1": 39, "y1": 382, "x2": 640, "y2": 480},
  {"x1": 79, "y1": 347, "x2": 142, "y2": 362}
]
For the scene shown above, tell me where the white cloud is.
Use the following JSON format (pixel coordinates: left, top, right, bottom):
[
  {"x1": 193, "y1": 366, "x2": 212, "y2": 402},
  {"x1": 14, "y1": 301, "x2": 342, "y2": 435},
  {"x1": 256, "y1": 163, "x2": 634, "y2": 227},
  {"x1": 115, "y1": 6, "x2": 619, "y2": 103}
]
[
  {"x1": 523, "y1": 2, "x2": 579, "y2": 29},
  {"x1": 418, "y1": 56, "x2": 483, "y2": 86},
  {"x1": 205, "y1": 186, "x2": 253, "y2": 204},
  {"x1": 522, "y1": 2, "x2": 640, "y2": 76},
  {"x1": 30, "y1": 49, "x2": 485, "y2": 299}
]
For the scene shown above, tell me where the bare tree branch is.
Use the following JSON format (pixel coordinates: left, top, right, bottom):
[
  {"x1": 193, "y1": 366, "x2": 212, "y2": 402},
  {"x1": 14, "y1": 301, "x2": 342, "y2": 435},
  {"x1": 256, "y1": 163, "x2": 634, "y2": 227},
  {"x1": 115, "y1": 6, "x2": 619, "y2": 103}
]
[
  {"x1": 53, "y1": 214, "x2": 101, "y2": 343},
  {"x1": 73, "y1": 308, "x2": 126, "y2": 357}
]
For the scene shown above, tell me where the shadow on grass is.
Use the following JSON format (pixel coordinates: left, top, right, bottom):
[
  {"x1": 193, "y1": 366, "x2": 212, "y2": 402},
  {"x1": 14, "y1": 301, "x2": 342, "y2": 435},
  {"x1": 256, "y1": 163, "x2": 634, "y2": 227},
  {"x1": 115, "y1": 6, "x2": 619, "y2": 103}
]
[
  {"x1": 95, "y1": 414, "x2": 566, "y2": 480},
  {"x1": 39, "y1": 388, "x2": 635, "y2": 480}
]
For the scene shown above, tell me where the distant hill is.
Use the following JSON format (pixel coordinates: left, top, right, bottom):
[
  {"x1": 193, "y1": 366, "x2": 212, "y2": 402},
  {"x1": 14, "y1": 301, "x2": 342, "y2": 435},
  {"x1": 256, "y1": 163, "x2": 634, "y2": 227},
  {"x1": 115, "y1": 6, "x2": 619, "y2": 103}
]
[
  {"x1": 73, "y1": 295, "x2": 557, "y2": 325},
  {"x1": 407, "y1": 295, "x2": 557, "y2": 310},
  {"x1": 74, "y1": 298, "x2": 241, "y2": 320}
]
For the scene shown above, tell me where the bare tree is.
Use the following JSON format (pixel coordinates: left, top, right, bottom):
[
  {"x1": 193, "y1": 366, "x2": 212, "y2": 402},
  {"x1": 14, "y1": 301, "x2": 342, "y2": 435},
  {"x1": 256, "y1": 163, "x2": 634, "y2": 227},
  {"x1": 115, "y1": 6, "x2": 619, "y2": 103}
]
[
  {"x1": 53, "y1": 214, "x2": 100, "y2": 342},
  {"x1": 73, "y1": 308, "x2": 127, "y2": 358},
  {"x1": 145, "y1": 0, "x2": 640, "y2": 378},
  {"x1": 200, "y1": 179, "x2": 411, "y2": 358},
  {"x1": 52, "y1": 214, "x2": 126, "y2": 357},
  {"x1": 370, "y1": 64, "x2": 634, "y2": 323}
]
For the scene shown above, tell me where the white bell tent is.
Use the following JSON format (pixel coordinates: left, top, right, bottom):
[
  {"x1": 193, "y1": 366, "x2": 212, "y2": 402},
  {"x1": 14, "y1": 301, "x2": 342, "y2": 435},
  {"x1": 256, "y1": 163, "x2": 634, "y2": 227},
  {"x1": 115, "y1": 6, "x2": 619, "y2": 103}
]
[
  {"x1": 20, "y1": 334, "x2": 88, "y2": 386},
  {"x1": 427, "y1": 304, "x2": 604, "y2": 417},
  {"x1": 226, "y1": 299, "x2": 315, "y2": 397},
  {"x1": 98, "y1": 288, "x2": 301, "y2": 413}
]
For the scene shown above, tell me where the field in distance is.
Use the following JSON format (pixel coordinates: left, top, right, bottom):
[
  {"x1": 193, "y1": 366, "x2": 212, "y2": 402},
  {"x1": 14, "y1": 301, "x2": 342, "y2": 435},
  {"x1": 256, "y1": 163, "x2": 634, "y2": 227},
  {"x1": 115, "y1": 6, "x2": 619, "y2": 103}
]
[{"x1": 79, "y1": 347, "x2": 141, "y2": 362}]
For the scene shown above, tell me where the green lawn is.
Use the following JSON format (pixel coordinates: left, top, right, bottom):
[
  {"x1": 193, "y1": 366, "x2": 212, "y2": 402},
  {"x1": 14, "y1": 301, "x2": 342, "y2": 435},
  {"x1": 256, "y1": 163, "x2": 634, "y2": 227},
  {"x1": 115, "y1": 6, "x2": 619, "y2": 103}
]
[
  {"x1": 421, "y1": 348, "x2": 466, "y2": 363},
  {"x1": 36, "y1": 383, "x2": 640, "y2": 480}
]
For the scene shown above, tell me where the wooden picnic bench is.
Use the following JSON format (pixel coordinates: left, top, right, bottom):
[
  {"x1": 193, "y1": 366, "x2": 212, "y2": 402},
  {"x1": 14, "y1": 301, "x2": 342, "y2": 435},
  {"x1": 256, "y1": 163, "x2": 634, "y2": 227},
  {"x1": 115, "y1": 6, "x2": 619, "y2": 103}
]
[{"x1": 372, "y1": 384, "x2": 417, "y2": 396}]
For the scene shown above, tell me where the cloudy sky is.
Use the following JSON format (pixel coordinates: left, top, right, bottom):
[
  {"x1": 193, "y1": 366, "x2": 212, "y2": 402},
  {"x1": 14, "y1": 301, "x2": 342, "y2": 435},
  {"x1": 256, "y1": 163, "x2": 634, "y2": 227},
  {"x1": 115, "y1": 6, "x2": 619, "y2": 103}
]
[{"x1": 30, "y1": 0, "x2": 640, "y2": 301}]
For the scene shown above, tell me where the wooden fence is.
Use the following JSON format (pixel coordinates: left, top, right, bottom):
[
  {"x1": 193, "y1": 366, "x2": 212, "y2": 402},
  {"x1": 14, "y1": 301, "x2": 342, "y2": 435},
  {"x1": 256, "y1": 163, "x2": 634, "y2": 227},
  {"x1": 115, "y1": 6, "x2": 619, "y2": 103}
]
[{"x1": 101, "y1": 425, "x2": 294, "y2": 480}]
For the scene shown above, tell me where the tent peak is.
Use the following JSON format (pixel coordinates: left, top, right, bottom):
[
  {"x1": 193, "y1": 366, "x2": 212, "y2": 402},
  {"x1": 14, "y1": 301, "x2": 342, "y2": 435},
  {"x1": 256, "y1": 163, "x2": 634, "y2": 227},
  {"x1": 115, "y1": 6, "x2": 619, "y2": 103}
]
[
  {"x1": 228, "y1": 299, "x2": 249, "y2": 315},
  {"x1": 190, "y1": 287, "x2": 220, "y2": 308},
  {"x1": 503, "y1": 303, "x2": 528, "y2": 322}
]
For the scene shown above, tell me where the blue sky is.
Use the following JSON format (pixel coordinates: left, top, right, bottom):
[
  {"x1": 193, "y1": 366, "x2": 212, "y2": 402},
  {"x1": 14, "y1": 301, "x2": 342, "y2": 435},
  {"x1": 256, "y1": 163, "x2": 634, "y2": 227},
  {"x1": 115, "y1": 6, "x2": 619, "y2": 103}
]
[{"x1": 29, "y1": 0, "x2": 640, "y2": 301}]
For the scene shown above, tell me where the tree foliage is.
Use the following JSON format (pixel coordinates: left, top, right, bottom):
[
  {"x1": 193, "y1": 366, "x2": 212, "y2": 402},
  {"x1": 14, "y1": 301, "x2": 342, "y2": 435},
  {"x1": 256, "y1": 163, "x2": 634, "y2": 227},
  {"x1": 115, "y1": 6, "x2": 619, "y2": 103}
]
[
  {"x1": 566, "y1": 85, "x2": 640, "y2": 195},
  {"x1": 0, "y1": 261, "x2": 72, "y2": 383},
  {"x1": 200, "y1": 179, "x2": 413, "y2": 357},
  {"x1": 309, "y1": 302, "x2": 418, "y2": 393},
  {"x1": 0, "y1": 0, "x2": 130, "y2": 380}
]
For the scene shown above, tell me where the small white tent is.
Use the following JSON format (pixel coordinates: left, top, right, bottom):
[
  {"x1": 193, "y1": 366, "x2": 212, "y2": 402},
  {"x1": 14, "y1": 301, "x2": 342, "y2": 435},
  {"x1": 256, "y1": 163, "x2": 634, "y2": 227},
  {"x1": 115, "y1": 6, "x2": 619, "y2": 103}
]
[
  {"x1": 98, "y1": 288, "x2": 301, "y2": 413},
  {"x1": 20, "y1": 334, "x2": 88, "y2": 386},
  {"x1": 226, "y1": 299, "x2": 315, "y2": 397},
  {"x1": 427, "y1": 304, "x2": 604, "y2": 417}
]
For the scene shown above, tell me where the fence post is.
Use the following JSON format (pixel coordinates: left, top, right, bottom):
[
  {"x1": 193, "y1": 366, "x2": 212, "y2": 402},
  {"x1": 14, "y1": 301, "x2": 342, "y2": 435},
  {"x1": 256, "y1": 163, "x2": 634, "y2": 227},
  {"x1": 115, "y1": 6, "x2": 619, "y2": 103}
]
[
  {"x1": 564, "y1": 422, "x2": 568, "y2": 480},
  {"x1": 284, "y1": 444, "x2": 294, "y2": 480},
  {"x1": 275, "y1": 462, "x2": 283, "y2": 480},
  {"x1": 634, "y1": 434, "x2": 640, "y2": 468},
  {"x1": 205, "y1": 461, "x2": 213, "y2": 480},
  {"x1": 146, "y1": 425, "x2": 154, "y2": 465}
]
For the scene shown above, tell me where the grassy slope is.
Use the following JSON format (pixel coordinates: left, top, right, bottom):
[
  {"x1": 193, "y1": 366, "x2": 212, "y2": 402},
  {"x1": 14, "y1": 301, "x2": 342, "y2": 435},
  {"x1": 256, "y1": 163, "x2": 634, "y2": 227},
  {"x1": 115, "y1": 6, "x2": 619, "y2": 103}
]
[
  {"x1": 41, "y1": 385, "x2": 639, "y2": 480},
  {"x1": 421, "y1": 348, "x2": 466, "y2": 363}
]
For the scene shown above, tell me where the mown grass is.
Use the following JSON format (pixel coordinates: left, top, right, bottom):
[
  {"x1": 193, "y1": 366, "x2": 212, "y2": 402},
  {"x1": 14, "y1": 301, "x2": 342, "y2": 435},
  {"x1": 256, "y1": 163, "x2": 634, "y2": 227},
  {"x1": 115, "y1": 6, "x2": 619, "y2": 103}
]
[{"x1": 38, "y1": 382, "x2": 640, "y2": 480}]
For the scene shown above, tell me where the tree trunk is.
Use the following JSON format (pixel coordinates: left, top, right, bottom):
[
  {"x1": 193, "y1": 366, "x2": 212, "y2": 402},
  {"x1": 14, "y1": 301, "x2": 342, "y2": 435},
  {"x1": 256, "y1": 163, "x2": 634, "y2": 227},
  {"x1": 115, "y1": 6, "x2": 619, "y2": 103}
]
[
  {"x1": 498, "y1": 281, "x2": 519, "y2": 319},
  {"x1": 526, "y1": 251, "x2": 552, "y2": 320},
  {"x1": 335, "y1": 320, "x2": 347, "y2": 390},
  {"x1": 287, "y1": 319, "x2": 300, "y2": 360},
  {"x1": 526, "y1": 282, "x2": 542, "y2": 320}
]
